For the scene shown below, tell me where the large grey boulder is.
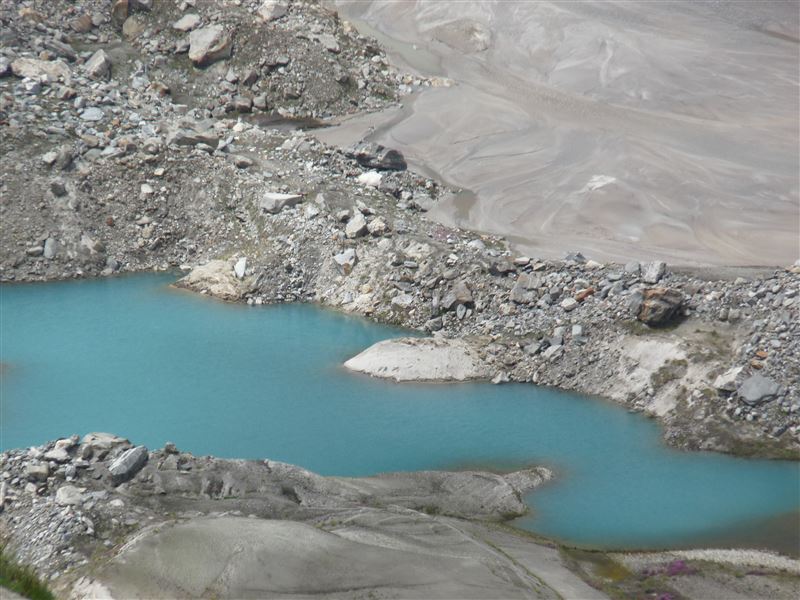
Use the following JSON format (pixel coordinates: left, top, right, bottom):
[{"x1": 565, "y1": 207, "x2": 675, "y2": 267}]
[
  {"x1": 345, "y1": 212, "x2": 368, "y2": 238},
  {"x1": 44, "y1": 39, "x2": 77, "y2": 62},
  {"x1": 510, "y1": 273, "x2": 540, "y2": 304},
  {"x1": 44, "y1": 446, "x2": 70, "y2": 463},
  {"x1": 172, "y1": 13, "x2": 200, "y2": 32},
  {"x1": 25, "y1": 463, "x2": 49, "y2": 481},
  {"x1": 642, "y1": 261, "x2": 667, "y2": 284},
  {"x1": 259, "y1": 192, "x2": 303, "y2": 214},
  {"x1": 257, "y1": 0, "x2": 288, "y2": 21},
  {"x1": 391, "y1": 293, "x2": 414, "y2": 310},
  {"x1": 188, "y1": 26, "x2": 233, "y2": 66},
  {"x1": 11, "y1": 58, "x2": 71, "y2": 82},
  {"x1": 738, "y1": 375, "x2": 781, "y2": 406},
  {"x1": 333, "y1": 249, "x2": 357, "y2": 275},
  {"x1": 80, "y1": 107, "x2": 104, "y2": 122},
  {"x1": 43, "y1": 238, "x2": 57, "y2": 259},
  {"x1": 108, "y1": 446, "x2": 148, "y2": 485},
  {"x1": 167, "y1": 127, "x2": 218, "y2": 147},
  {"x1": 84, "y1": 50, "x2": 111, "y2": 79},
  {"x1": 441, "y1": 280, "x2": 474, "y2": 311},
  {"x1": 713, "y1": 366, "x2": 743, "y2": 393},
  {"x1": 560, "y1": 297, "x2": 579, "y2": 312},
  {"x1": 346, "y1": 141, "x2": 407, "y2": 171},
  {"x1": 233, "y1": 257, "x2": 247, "y2": 280},
  {"x1": 56, "y1": 485, "x2": 85, "y2": 506}
]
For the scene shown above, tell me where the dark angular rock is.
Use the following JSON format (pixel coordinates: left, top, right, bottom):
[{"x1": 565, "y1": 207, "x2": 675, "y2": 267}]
[
  {"x1": 441, "y1": 280, "x2": 474, "y2": 311},
  {"x1": 564, "y1": 251, "x2": 586, "y2": 263},
  {"x1": 167, "y1": 128, "x2": 218, "y2": 147},
  {"x1": 108, "y1": 445, "x2": 148, "y2": 485},
  {"x1": 637, "y1": 287, "x2": 682, "y2": 326},
  {"x1": 489, "y1": 260, "x2": 516, "y2": 276},
  {"x1": 738, "y1": 375, "x2": 781, "y2": 406},
  {"x1": 50, "y1": 180, "x2": 67, "y2": 197}
]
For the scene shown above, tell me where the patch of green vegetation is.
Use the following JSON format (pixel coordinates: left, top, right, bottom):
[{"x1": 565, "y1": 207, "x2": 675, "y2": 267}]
[
  {"x1": 621, "y1": 317, "x2": 684, "y2": 335},
  {"x1": 560, "y1": 547, "x2": 681, "y2": 600},
  {"x1": 619, "y1": 320, "x2": 654, "y2": 336},
  {"x1": 562, "y1": 548, "x2": 633, "y2": 582},
  {"x1": 650, "y1": 358, "x2": 689, "y2": 389},
  {"x1": 593, "y1": 558, "x2": 634, "y2": 582},
  {"x1": 725, "y1": 438, "x2": 800, "y2": 461},
  {"x1": 687, "y1": 328, "x2": 733, "y2": 363},
  {"x1": 0, "y1": 546, "x2": 55, "y2": 600},
  {"x1": 419, "y1": 504, "x2": 441, "y2": 516}
]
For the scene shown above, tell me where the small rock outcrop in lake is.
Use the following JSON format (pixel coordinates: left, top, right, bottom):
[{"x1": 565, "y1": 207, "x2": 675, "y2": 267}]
[
  {"x1": 176, "y1": 260, "x2": 251, "y2": 301},
  {"x1": 344, "y1": 337, "x2": 490, "y2": 382}
]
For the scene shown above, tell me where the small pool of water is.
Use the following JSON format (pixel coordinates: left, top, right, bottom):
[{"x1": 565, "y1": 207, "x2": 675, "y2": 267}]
[{"x1": 1, "y1": 275, "x2": 798, "y2": 552}]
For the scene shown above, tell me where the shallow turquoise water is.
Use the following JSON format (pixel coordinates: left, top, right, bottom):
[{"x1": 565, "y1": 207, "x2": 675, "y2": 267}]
[{"x1": 1, "y1": 274, "x2": 798, "y2": 550}]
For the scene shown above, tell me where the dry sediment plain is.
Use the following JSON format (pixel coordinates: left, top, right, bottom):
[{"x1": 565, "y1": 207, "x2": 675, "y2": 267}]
[{"x1": 329, "y1": 0, "x2": 800, "y2": 266}]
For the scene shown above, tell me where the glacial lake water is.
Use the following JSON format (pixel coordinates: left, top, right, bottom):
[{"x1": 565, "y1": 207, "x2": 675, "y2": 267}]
[{"x1": 2, "y1": 274, "x2": 798, "y2": 552}]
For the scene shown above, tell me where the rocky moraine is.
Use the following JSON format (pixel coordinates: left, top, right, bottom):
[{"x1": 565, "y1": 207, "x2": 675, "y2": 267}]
[{"x1": 1, "y1": 0, "x2": 799, "y2": 598}]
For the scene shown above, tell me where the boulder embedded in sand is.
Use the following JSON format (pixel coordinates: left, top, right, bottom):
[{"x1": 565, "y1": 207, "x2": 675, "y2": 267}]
[
  {"x1": 346, "y1": 141, "x2": 407, "y2": 171},
  {"x1": 344, "y1": 337, "x2": 489, "y2": 382}
]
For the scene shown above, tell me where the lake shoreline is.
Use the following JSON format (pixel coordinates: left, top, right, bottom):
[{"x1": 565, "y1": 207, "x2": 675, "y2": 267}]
[
  {"x1": 5, "y1": 261, "x2": 800, "y2": 461},
  {"x1": 2, "y1": 434, "x2": 798, "y2": 599},
  {"x1": 1, "y1": 0, "x2": 797, "y2": 462}
]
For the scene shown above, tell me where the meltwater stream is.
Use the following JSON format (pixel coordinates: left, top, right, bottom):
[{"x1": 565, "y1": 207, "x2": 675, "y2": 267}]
[{"x1": 1, "y1": 275, "x2": 798, "y2": 552}]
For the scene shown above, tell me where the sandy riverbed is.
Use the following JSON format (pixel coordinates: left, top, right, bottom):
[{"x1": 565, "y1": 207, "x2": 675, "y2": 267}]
[{"x1": 324, "y1": 0, "x2": 800, "y2": 267}]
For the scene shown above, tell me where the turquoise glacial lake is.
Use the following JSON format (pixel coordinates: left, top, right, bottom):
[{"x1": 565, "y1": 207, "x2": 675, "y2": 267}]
[{"x1": 2, "y1": 274, "x2": 798, "y2": 552}]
